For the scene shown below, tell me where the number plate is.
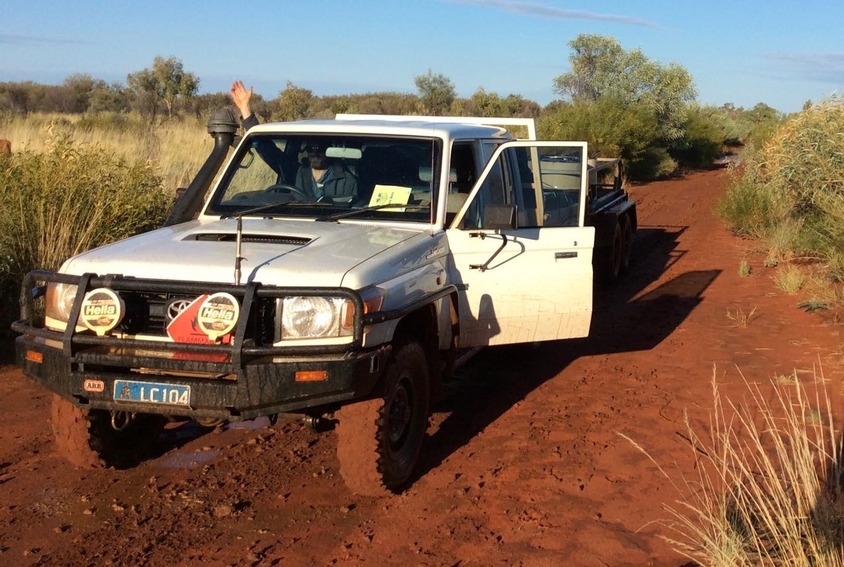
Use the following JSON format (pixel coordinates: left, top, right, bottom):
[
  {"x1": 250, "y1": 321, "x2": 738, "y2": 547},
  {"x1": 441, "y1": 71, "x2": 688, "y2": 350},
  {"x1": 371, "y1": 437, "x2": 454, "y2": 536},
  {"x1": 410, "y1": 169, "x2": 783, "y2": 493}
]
[{"x1": 113, "y1": 380, "x2": 191, "y2": 407}]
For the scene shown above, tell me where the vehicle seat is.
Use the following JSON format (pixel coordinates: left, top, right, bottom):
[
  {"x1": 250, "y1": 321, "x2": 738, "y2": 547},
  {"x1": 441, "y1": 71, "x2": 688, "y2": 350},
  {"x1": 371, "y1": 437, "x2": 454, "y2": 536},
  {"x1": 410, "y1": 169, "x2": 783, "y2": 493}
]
[{"x1": 357, "y1": 146, "x2": 419, "y2": 204}]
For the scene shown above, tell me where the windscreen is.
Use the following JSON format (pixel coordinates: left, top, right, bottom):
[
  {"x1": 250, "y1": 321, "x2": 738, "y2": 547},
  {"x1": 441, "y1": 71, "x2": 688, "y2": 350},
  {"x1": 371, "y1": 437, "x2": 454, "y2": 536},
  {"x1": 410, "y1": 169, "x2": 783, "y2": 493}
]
[{"x1": 205, "y1": 133, "x2": 441, "y2": 223}]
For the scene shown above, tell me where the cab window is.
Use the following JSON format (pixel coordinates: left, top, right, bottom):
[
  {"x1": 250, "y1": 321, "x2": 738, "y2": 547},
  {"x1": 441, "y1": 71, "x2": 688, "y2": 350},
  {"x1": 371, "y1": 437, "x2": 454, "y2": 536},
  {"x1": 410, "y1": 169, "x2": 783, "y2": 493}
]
[{"x1": 456, "y1": 145, "x2": 585, "y2": 230}]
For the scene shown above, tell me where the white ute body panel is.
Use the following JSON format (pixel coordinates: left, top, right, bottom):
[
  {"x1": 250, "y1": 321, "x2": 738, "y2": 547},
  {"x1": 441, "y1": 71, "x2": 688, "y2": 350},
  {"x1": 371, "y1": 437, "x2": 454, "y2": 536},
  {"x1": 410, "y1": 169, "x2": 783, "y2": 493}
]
[{"x1": 60, "y1": 116, "x2": 596, "y2": 348}]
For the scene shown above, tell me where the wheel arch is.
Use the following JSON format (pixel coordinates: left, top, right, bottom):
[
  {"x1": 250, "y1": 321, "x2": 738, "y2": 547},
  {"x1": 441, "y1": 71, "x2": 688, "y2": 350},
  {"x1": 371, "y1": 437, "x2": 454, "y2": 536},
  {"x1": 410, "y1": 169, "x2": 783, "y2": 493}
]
[{"x1": 391, "y1": 303, "x2": 441, "y2": 398}]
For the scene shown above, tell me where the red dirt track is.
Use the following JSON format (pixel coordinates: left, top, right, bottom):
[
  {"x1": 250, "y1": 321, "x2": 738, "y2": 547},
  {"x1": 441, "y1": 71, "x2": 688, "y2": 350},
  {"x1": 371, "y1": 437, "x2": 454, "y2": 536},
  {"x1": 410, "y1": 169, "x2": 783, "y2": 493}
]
[{"x1": 0, "y1": 167, "x2": 841, "y2": 566}]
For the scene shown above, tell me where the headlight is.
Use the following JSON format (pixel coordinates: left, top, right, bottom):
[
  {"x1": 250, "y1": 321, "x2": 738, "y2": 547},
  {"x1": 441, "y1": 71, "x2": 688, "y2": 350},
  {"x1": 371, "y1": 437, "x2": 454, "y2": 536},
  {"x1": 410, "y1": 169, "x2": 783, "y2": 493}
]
[
  {"x1": 279, "y1": 296, "x2": 354, "y2": 339},
  {"x1": 45, "y1": 282, "x2": 79, "y2": 331}
]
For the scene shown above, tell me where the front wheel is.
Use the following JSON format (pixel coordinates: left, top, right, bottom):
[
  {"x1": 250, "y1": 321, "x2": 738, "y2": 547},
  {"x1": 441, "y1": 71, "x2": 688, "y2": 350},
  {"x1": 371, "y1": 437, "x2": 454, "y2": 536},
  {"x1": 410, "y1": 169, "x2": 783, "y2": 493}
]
[
  {"x1": 336, "y1": 339, "x2": 430, "y2": 496},
  {"x1": 50, "y1": 395, "x2": 166, "y2": 469}
]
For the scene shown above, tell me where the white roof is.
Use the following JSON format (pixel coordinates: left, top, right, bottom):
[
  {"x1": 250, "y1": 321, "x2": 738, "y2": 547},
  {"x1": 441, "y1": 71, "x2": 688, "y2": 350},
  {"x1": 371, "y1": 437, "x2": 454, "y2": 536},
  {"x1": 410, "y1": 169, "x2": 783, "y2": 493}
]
[
  {"x1": 246, "y1": 118, "x2": 515, "y2": 141},
  {"x1": 337, "y1": 114, "x2": 537, "y2": 140}
]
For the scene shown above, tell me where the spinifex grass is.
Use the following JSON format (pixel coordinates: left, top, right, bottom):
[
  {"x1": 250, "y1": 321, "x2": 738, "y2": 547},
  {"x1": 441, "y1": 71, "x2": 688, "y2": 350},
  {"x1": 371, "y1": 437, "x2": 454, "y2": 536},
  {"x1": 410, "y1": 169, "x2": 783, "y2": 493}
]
[
  {"x1": 738, "y1": 259, "x2": 751, "y2": 278},
  {"x1": 726, "y1": 306, "x2": 758, "y2": 328},
  {"x1": 623, "y1": 367, "x2": 844, "y2": 566},
  {"x1": 775, "y1": 264, "x2": 805, "y2": 294},
  {"x1": 0, "y1": 112, "x2": 210, "y2": 192},
  {"x1": 0, "y1": 130, "x2": 172, "y2": 284}
]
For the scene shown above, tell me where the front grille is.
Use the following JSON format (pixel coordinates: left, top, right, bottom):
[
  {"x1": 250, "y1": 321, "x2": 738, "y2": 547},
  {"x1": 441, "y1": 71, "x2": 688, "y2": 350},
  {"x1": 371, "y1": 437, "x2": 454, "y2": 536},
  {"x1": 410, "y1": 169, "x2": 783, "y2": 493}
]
[
  {"x1": 118, "y1": 290, "x2": 276, "y2": 344},
  {"x1": 120, "y1": 291, "x2": 188, "y2": 334}
]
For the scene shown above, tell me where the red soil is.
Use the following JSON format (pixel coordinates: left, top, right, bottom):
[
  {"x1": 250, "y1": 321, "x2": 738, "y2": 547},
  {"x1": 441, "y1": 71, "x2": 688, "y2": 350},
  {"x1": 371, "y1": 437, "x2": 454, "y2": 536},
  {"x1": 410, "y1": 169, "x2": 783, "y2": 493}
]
[{"x1": 0, "y1": 167, "x2": 841, "y2": 566}]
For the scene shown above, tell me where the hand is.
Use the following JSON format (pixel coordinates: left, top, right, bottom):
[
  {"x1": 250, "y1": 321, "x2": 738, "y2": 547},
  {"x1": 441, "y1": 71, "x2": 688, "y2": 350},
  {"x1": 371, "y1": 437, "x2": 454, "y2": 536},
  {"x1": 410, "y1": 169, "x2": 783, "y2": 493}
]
[{"x1": 230, "y1": 80, "x2": 253, "y2": 118}]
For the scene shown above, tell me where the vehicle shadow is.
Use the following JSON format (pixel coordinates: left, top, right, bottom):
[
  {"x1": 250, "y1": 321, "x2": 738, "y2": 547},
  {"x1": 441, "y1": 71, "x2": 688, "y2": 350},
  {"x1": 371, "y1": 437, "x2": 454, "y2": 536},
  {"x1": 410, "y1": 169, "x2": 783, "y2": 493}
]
[
  {"x1": 418, "y1": 224, "x2": 720, "y2": 477},
  {"x1": 96, "y1": 420, "x2": 217, "y2": 469}
]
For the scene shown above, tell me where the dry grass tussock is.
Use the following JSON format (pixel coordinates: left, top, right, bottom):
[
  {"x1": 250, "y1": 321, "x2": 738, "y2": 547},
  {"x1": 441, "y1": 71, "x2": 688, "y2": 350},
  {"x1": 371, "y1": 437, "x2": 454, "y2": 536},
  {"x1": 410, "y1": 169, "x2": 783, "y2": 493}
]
[
  {"x1": 726, "y1": 306, "x2": 758, "y2": 328},
  {"x1": 622, "y1": 366, "x2": 844, "y2": 566},
  {"x1": 0, "y1": 112, "x2": 211, "y2": 191},
  {"x1": 0, "y1": 126, "x2": 173, "y2": 285}
]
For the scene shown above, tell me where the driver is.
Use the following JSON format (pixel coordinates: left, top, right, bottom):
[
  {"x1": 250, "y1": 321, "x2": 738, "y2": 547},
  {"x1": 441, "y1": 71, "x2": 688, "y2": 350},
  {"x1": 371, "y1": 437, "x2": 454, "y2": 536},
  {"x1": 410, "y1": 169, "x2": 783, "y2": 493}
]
[
  {"x1": 230, "y1": 80, "x2": 294, "y2": 184},
  {"x1": 230, "y1": 80, "x2": 260, "y2": 131},
  {"x1": 230, "y1": 80, "x2": 356, "y2": 202},
  {"x1": 294, "y1": 141, "x2": 357, "y2": 202}
]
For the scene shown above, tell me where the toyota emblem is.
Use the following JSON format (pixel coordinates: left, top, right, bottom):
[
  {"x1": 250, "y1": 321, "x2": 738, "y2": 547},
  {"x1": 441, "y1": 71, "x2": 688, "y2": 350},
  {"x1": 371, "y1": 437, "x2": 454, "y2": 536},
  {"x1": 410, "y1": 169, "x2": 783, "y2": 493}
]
[{"x1": 166, "y1": 298, "x2": 194, "y2": 323}]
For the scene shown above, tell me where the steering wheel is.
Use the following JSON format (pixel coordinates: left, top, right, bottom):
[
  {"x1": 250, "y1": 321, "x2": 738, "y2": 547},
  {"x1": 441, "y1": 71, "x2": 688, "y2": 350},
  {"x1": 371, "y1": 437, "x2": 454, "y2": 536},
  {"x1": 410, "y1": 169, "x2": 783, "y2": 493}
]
[{"x1": 264, "y1": 183, "x2": 312, "y2": 202}]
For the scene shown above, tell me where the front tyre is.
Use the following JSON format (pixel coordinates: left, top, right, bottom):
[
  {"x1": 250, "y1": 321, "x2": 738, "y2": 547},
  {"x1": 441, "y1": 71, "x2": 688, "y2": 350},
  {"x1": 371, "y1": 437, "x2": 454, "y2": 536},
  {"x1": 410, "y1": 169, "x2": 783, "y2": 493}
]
[
  {"x1": 50, "y1": 395, "x2": 166, "y2": 469},
  {"x1": 336, "y1": 339, "x2": 430, "y2": 496}
]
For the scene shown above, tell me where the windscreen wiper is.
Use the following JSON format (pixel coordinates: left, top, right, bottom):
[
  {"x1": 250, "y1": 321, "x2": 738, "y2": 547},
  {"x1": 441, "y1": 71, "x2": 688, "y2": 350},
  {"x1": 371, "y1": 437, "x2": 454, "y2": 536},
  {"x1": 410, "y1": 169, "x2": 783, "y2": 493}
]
[
  {"x1": 316, "y1": 203, "x2": 428, "y2": 222},
  {"x1": 221, "y1": 201, "x2": 330, "y2": 219}
]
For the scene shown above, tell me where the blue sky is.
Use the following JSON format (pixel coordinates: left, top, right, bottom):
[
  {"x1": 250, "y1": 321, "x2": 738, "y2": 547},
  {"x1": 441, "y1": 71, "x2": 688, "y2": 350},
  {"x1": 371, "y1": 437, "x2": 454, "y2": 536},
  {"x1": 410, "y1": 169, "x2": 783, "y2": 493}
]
[{"x1": 2, "y1": 0, "x2": 843, "y2": 113}]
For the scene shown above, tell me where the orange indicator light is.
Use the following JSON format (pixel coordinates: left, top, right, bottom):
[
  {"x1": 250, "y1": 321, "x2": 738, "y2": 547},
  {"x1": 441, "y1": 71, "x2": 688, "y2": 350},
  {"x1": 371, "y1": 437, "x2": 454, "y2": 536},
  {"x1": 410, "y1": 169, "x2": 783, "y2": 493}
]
[
  {"x1": 295, "y1": 370, "x2": 328, "y2": 382},
  {"x1": 26, "y1": 350, "x2": 43, "y2": 364}
]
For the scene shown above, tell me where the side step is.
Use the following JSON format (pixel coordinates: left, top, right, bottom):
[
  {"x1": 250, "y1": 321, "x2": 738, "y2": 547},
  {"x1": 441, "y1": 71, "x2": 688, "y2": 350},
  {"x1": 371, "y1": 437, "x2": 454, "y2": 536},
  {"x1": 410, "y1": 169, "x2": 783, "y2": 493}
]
[{"x1": 453, "y1": 347, "x2": 484, "y2": 371}]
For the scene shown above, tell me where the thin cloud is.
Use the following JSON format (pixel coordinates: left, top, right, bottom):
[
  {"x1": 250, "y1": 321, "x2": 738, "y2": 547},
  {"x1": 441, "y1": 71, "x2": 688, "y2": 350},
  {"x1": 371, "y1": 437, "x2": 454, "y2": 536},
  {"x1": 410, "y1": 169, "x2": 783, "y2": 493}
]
[
  {"x1": 0, "y1": 33, "x2": 87, "y2": 45},
  {"x1": 446, "y1": 0, "x2": 660, "y2": 29},
  {"x1": 763, "y1": 52, "x2": 844, "y2": 84}
]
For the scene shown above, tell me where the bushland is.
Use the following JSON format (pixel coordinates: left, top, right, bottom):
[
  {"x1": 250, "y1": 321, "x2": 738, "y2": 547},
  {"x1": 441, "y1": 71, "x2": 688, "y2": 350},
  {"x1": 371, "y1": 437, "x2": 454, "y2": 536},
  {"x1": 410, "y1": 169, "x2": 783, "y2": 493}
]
[
  {"x1": 719, "y1": 99, "x2": 844, "y2": 305},
  {"x1": 0, "y1": 125, "x2": 174, "y2": 342}
]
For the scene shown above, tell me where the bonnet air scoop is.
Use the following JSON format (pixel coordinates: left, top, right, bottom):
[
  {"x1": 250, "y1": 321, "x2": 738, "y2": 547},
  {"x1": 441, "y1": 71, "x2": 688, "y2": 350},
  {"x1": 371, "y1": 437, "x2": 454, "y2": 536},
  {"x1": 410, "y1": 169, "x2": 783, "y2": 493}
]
[{"x1": 188, "y1": 233, "x2": 312, "y2": 246}]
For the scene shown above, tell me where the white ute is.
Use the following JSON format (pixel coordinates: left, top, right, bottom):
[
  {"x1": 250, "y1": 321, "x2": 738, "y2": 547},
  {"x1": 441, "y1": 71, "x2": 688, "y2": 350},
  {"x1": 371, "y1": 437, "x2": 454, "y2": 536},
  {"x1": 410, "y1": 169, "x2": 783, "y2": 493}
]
[{"x1": 14, "y1": 109, "x2": 636, "y2": 495}]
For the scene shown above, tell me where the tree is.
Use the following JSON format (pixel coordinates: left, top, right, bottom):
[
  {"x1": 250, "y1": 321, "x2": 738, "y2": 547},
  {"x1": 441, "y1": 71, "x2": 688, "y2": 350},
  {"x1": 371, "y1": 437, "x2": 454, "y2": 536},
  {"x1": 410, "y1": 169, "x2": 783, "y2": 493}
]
[
  {"x1": 0, "y1": 81, "x2": 34, "y2": 114},
  {"x1": 328, "y1": 92, "x2": 420, "y2": 116},
  {"x1": 186, "y1": 92, "x2": 234, "y2": 122},
  {"x1": 88, "y1": 81, "x2": 129, "y2": 113},
  {"x1": 553, "y1": 34, "x2": 696, "y2": 141},
  {"x1": 747, "y1": 102, "x2": 782, "y2": 124},
  {"x1": 127, "y1": 56, "x2": 199, "y2": 121},
  {"x1": 61, "y1": 74, "x2": 98, "y2": 113},
  {"x1": 539, "y1": 96, "x2": 662, "y2": 175},
  {"x1": 670, "y1": 104, "x2": 724, "y2": 168},
  {"x1": 271, "y1": 81, "x2": 314, "y2": 121},
  {"x1": 468, "y1": 88, "x2": 506, "y2": 117},
  {"x1": 414, "y1": 70, "x2": 456, "y2": 115},
  {"x1": 502, "y1": 94, "x2": 540, "y2": 118}
]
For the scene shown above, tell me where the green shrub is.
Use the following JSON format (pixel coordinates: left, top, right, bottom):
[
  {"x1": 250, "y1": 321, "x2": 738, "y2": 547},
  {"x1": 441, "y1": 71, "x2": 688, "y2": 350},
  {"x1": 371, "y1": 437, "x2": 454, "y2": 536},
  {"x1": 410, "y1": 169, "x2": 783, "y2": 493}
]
[
  {"x1": 0, "y1": 132, "x2": 172, "y2": 289},
  {"x1": 719, "y1": 99, "x2": 844, "y2": 283},
  {"x1": 627, "y1": 146, "x2": 678, "y2": 180},
  {"x1": 538, "y1": 97, "x2": 669, "y2": 180},
  {"x1": 717, "y1": 169, "x2": 789, "y2": 238},
  {"x1": 670, "y1": 106, "x2": 724, "y2": 168}
]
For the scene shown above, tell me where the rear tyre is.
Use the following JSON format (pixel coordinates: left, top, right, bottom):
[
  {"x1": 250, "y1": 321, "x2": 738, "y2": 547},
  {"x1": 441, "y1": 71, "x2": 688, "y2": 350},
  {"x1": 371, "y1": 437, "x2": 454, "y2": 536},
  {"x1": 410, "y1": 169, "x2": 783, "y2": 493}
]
[
  {"x1": 50, "y1": 395, "x2": 166, "y2": 469},
  {"x1": 596, "y1": 221, "x2": 623, "y2": 283},
  {"x1": 619, "y1": 215, "x2": 634, "y2": 274},
  {"x1": 336, "y1": 339, "x2": 430, "y2": 496}
]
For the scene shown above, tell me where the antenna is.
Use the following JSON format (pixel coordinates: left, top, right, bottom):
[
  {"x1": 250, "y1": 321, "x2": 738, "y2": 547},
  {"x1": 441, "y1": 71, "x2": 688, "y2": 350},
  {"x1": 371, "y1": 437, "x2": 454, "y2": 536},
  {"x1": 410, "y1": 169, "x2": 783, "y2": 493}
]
[{"x1": 234, "y1": 215, "x2": 244, "y2": 285}]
